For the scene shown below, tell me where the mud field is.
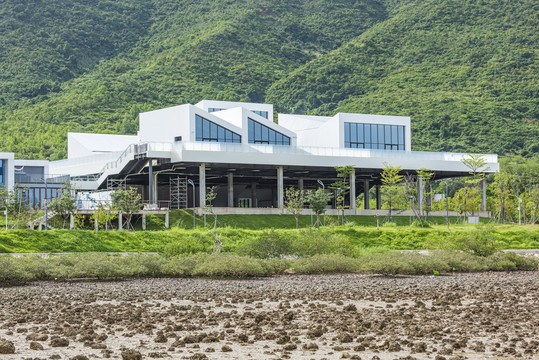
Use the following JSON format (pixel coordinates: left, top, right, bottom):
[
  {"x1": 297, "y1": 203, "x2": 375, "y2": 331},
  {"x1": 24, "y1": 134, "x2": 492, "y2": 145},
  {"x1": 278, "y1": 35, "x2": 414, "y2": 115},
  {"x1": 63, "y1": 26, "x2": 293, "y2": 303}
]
[{"x1": 0, "y1": 272, "x2": 538, "y2": 360}]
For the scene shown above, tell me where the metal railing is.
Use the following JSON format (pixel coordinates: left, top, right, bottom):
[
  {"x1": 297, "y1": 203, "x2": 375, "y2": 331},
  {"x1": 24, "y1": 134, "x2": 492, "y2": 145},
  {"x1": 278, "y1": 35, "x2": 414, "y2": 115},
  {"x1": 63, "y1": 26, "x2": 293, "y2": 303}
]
[{"x1": 54, "y1": 140, "x2": 498, "y2": 185}]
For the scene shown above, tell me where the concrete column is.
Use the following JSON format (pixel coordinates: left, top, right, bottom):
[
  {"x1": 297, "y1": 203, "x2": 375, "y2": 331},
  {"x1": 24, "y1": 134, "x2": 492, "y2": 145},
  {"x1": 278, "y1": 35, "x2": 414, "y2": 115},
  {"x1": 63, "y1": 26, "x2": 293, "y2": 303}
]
[
  {"x1": 481, "y1": 177, "x2": 487, "y2": 211},
  {"x1": 298, "y1": 178, "x2": 304, "y2": 191},
  {"x1": 142, "y1": 214, "x2": 146, "y2": 230},
  {"x1": 349, "y1": 171, "x2": 356, "y2": 209},
  {"x1": 251, "y1": 182, "x2": 257, "y2": 208},
  {"x1": 148, "y1": 159, "x2": 153, "y2": 205},
  {"x1": 69, "y1": 214, "x2": 74, "y2": 230},
  {"x1": 118, "y1": 213, "x2": 123, "y2": 230},
  {"x1": 153, "y1": 173, "x2": 158, "y2": 207},
  {"x1": 277, "y1": 166, "x2": 284, "y2": 208},
  {"x1": 95, "y1": 216, "x2": 99, "y2": 232},
  {"x1": 376, "y1": 185, "x2": 382, "y2": 210},
  {"x1": 165, "y1": 212, "x2": 169, "y2": 229},
  {"x1": 364, "y1": 180, "x2": 370, "y2": 210},
  {"x1": 227, "y1": 172, "x2": 234, "y2": 207},
  {"x1": 38, "y1": 222, "x2": 42, "y2": 231},
  {"x1": 418, "y1": 178, "x2": 424, "y2": 215},
  {"x1": 199, "y1": 163, "x2": 206, "y2": 207},
  {"x1": 425, "y1": 181, "x2": 432, "y2": 208}
]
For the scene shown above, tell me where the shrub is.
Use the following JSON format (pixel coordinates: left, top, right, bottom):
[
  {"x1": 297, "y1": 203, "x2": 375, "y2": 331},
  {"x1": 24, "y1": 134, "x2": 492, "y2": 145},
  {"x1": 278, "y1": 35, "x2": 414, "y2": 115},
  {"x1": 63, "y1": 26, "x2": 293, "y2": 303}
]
[
  {"x1": 411, "y1": 220, "x2": 431, "y2": 228},
  {"x1": 450, "y1": 226, "x2": 500, "y2": 257},
  {"x1": 382, "y1": 222, "x2": 397, "y2": 227},
  {"x1": 161, "y1": 232, "x2": 213, "y2": 257},
  {"x1": 236, "y1": 230, "x2": 294, "y2": 258},
  {"x1": 191, "y1": 254, "x2": 271, "y2": 278},
  {"x1": 162, "y1": 253, "x2": 211, "y2": 277},
  {"x1": 293, "y1": 229, "x2": 354, "y2": 257},
  {"x1": 0, "y1": 255, "x2": 33, "y2": 282},
  {"x1": 291, "y1": 254, "x2": 359, "y2": 274}
]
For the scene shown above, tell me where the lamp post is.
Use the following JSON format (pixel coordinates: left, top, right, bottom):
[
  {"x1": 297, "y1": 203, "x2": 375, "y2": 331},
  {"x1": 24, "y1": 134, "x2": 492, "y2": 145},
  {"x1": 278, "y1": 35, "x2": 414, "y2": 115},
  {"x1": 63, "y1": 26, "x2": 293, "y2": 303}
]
[
  {"x1": 441, "y1": 180, "x2": 449, "y2": 228},
  {"x1": 317, "y1": 179, "x2": 325, "y2": 226},
  {"x1": 40, "y1": 177, "x2": 48, "y2": 230},
  {"x1": 518, "y1": 198, "x2": 522, "y2": 226},
  {"x1": 187, "y1": 179, "x2": 196, "y2": 229}
]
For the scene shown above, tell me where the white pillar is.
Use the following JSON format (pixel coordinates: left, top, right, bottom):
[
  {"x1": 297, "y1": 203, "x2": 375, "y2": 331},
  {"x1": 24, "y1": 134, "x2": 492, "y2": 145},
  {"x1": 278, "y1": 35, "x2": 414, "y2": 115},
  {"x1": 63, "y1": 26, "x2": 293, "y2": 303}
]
[
  {"x1": 153, "y1": 173, "x2": 158, "y2": 207},
  {"x1": 364, "y1": 180, "x2": 370, "y2": 210},
  {"x1": 118, "y1": 213, "x2": 123, "y2": 230},
  {"x1": 165, "y1": 212, "x2": 169, "y2": 229},
  {"x1": 251, "y1": 182, "x2": 257, "y2": 208},
  {"x1": 298, "y1": 178, "x2": 304, "y2": 191},
  {"x1": 70, "y1": 214, "x2": 74, "y2": 230},
  {"x1": 95, "y1": 216, "x2": 99, "y2": 232},
  {"x1": 418, "y1": 178, "x2": 424, "y2": 215},
  {"x1": 349, "y1": 171, "x2": 356, "y2": 209},
  {"x1": 227, "y1": 172, "x2": 234, "y2": 207},
  {"x1": 481, "y1": 177, "x2": 487, "y2": 211},
  {"x1": 142, "y1": 214, "x2": 146, "y2": 230},
  {"x1": 199, "y1": 163, "x2": 206, "y2": 207},
  {"x1": 277, "y1": 166, "x2": 284, "y2": 208}
]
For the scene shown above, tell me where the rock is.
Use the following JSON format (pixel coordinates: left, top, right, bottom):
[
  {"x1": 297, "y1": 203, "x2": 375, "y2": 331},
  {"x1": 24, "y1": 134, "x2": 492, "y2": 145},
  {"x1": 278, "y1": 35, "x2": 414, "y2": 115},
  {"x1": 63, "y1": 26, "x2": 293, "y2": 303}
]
[
  {"x1": 26, "y1": 333, "x2": 48, "y2": 342},
  {"x1": 190, "y1": 353, "x2": 207, "y2": 360},
  {"x1": 338, "y1": 333, "x2": 353, "y2": 343},
  {"x1": 221, "y1": 345, "x2": 233, "y2": 352},
  {"x1": 0, "y1": 339, "x2": 15, "y2": 354},
  {"x1": 121, "y1": 349, "x2": 142, "y2": 360},
  {"x1": 283, "y1": 343, "x2": 297, "y2": 351},
  {"x1": 302, "y1": 342, "x2": 319, "y2": 350},
  {"x1": 30, "y1": 341, "x2": 44, "y2": 350},
  {"x1": 343, "y1": 304, "x2": 357, "y2": 312},
  {"x1": 50, "y1": 337, "x2": 69, "y2": 347},
  {"x1": 71, "y1": 356, "x2": 89, "y2": 360}
]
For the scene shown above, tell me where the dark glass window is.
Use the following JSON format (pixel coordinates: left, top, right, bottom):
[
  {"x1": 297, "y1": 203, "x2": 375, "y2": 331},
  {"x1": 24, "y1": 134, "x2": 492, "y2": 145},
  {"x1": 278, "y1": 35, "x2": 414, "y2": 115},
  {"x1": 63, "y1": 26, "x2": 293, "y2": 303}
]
[
  {"x1": 208, "y1": 108, "x2": 225, "y2": 113},
  {"x1": 252, "y1": 110, "x2": 269, "y2": 119},
  {"x1": 248, "y1": 118, "x2": 290, "y2": 145},
  {"x1": 344, "y1": 122, "x2": 405, "y2": 150},
  {"x1": 0, "y1": 160, "x2": 3, "y2": 185},
  {"x1": 195, "y1": 114, "x2": 241, "y2": 143}
]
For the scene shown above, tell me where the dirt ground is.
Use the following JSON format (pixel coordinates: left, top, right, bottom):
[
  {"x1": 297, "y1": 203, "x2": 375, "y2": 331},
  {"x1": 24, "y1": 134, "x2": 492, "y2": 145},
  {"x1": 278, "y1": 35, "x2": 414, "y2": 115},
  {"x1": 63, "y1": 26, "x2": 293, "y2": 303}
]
[{"x1": 0, "y1": 272, "x2": 538, "y2": 360}]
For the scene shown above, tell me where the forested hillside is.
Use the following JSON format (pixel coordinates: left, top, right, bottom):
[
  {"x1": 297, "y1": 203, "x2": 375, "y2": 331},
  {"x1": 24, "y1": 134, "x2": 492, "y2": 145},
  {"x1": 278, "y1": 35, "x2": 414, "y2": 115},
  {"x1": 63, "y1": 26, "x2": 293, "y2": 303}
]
[{"x1": 0, "y1": 0, "x2": 536, "y2": 159}]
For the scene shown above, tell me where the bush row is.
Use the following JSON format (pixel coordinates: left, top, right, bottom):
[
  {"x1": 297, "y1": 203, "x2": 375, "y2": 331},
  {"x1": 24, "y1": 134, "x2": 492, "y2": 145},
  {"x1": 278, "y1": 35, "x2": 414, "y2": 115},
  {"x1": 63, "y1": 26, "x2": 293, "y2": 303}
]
[{"x1": 1, "y1": 251, "x2": 536, "y2": 284}]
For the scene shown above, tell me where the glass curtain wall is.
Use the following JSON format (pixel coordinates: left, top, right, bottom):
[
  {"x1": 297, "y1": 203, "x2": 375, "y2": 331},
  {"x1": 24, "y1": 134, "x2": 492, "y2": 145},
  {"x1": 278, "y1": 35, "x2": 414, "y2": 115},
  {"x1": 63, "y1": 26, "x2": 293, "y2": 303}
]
[
  {"x1": 344, "y1": 123, "x2": 405, "y2": 150},
  {"x1": 252, "y1": 110, "x2": 269, "y2": 119},
  {"x1": 248, "y1": 118, "x2": 290, "y2": 145},
  {"x1": 195, "y1": 115, "x2": 241, "y2": 143}
]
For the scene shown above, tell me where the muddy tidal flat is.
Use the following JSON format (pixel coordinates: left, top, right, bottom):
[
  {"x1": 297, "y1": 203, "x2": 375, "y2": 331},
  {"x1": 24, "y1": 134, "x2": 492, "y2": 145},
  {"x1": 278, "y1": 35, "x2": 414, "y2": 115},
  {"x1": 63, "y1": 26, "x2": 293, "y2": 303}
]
[{"x1": 0, "y1": 272, "x2": 538, "y2": 359}]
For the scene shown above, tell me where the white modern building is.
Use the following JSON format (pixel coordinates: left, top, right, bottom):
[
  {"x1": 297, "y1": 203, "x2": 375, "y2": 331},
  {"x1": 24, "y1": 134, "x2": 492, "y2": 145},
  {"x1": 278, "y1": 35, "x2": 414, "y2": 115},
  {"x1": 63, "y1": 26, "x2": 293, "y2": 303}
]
[{"x1": 42, "y1": 100, "x2": 498, "y2": 212}]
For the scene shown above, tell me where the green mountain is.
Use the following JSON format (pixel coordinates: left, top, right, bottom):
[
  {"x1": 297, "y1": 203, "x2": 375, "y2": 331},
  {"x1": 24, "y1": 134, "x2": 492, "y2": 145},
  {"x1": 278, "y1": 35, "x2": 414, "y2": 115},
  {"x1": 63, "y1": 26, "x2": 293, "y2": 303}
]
[{"x1": 0, "y1": 0, "x2": 536, "y2": 159}]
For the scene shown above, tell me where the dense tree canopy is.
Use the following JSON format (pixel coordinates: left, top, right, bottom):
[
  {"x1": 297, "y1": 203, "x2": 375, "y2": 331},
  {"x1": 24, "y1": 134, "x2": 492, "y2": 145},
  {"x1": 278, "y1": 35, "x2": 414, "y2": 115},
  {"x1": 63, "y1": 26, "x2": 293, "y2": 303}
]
[{"x1": 0, "y1": 0, "x2": 536, "y2": 159}]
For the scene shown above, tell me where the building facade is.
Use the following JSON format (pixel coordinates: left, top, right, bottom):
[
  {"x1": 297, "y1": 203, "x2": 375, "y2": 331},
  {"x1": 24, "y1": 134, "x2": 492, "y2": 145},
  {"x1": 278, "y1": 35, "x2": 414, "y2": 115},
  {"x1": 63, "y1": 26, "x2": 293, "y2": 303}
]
[{"x1": 44, "y1": 100, "x2": 498, "y2": 212}]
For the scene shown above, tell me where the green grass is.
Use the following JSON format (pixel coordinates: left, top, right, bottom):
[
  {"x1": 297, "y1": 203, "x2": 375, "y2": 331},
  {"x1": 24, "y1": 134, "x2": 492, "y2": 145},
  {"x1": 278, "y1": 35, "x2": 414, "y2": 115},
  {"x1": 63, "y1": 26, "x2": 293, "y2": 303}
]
[
  {"x1": 163, "y1": 210, "x2": 487, "y2": 230},
  {"x1": 0, "y1": 224, "x2": 538, "y2": 254}
]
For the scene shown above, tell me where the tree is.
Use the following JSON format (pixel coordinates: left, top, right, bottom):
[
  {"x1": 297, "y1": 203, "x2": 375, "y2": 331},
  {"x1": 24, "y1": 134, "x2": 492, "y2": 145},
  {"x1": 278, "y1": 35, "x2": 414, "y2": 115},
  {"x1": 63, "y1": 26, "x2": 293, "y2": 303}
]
[
  {"x1": 284, "y1": 187, "x2": 304, "y2": 229},
  {"x1": 203, "y1": 186, "x2": 222, "y2": 254},
  {"x1": 330, "y1": 165, "x2": 354, "y2": 226},
  {"x1": 47, "y1": 182, "x2": 78, "y2": 229},
  {"x1": 112, "y1": 187, "x2": 141, "y2": 230},
  {"x1": 381, "y1": 162, "x2": 403, "y2": 222},
  {"x1": 490, "y1": 171, "x2": 515, "y2": 223},
  {"x1": 305, "y1": 188, "x2": 333, "y2": 229},
  {"x1": 417, "y1": 168, "x2": 434, "y2": 222},
  {"x1": 402, "y1": 173, "x2": 422, "y2": 224},
  {"x1": 461, "y1": 154, "x2": 490, "y2": 216},
  {"x1": 0, "y1": 186, "x2": 36, "y2": 229}
]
